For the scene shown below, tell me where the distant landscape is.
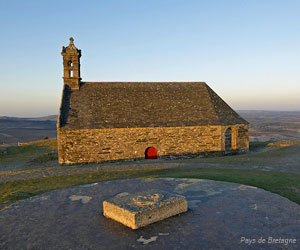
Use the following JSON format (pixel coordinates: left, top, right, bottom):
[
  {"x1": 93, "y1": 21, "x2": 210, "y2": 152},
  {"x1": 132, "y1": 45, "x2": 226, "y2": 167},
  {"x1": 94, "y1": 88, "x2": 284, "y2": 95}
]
[
  {"x1": 237, "y1": 110, "x2": 300, "y2": 142},
  {"x1": 0, "y1": 111, "x2": 300, "y2": 145},
  {"x1": 0, "y1": 115, "x2": 57, "y2": 145}
]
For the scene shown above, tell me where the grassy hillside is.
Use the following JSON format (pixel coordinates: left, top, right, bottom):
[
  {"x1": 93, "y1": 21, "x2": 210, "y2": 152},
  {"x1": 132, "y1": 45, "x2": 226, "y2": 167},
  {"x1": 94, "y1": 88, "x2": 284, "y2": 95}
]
[{"x1": 0, "y1": 138, "x2": 57, "y2": 172}]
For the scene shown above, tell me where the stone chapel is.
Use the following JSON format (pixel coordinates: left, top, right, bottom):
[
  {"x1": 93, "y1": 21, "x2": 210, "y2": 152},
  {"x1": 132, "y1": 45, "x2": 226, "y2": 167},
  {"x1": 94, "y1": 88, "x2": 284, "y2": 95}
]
[{"x1": 57, "y1": 38, "x2": 249, "y2": 164}]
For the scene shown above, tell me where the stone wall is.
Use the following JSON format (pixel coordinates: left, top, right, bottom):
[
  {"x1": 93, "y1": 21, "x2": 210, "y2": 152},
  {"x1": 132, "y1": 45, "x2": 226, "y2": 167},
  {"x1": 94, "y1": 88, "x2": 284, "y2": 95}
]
[
  {"x1": 236, "y1": 124, "x2": 249, "y2": 149},
  {"x1": 57, "y1": 124, "x2": 249, "y2": 164}
]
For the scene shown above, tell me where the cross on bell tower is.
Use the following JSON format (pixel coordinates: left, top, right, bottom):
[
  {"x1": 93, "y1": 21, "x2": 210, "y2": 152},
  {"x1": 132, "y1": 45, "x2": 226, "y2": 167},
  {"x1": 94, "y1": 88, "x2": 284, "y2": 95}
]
[{"x1": 61, "y1": 37, "x2": 82, "y2": 90}]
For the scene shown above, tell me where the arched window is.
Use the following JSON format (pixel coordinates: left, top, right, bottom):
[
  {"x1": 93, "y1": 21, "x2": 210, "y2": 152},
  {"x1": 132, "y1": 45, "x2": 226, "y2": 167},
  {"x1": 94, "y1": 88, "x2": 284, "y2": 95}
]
[
  {"x1": 68, "y1": 60, "x2": 73, "y2": 67},
  {"x1": 225, "y1": 128, "x2": 232, "y2": 152},
  {"x1": 145, "y1": 147, "x2": 157, "y2": 159}
]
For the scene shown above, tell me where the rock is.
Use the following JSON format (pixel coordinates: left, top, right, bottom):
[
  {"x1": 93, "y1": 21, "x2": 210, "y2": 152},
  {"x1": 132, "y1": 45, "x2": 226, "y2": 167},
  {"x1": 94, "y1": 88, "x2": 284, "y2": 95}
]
[{"x1": 103, "y1": 190, "x2": 188, "y2": 229}]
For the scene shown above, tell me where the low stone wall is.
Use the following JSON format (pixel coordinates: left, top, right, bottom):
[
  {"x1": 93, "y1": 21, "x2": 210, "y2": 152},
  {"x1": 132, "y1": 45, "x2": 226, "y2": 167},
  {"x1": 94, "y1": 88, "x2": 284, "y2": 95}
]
[{"x1": 57, "y1": 124, "x2": 249, "y2": 164}]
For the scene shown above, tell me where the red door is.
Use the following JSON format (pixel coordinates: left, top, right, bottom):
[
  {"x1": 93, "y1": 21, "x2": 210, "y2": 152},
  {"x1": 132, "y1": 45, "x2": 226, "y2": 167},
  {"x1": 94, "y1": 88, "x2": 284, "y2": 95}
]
[{"x1": 145, "y1": 147, "x2": 157, "y2": 159}]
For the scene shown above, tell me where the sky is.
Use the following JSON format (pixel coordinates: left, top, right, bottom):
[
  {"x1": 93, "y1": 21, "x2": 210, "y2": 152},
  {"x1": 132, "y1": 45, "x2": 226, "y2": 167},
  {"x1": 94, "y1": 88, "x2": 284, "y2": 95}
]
[{"x1": 0, "y1": 0, "x2": 299, "y2": 117}]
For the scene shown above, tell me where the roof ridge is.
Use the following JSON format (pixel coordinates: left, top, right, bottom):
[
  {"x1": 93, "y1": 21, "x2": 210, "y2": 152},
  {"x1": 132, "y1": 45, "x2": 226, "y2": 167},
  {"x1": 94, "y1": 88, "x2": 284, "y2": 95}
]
[
  {"x1": 205, "y1": 84, "x2": 249, "y2": 125},
  {"x1": 203, "y1": 83, "x2": 221, "y2": 124},
  {"x1": 82, "y1": 81, "x2": 207, "y2": 84}
]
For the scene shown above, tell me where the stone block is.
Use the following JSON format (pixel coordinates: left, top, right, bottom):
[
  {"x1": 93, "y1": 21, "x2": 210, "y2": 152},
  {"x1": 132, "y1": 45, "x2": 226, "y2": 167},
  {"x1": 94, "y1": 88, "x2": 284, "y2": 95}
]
[{"x1": 103, "y1": 191, "x2": 188, "y2": 229}]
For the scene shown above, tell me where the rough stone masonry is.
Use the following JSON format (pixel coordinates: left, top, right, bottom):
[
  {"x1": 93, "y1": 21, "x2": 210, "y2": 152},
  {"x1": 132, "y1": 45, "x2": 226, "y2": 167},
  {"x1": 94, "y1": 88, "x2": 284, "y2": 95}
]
[
  {"x1": 103, "y1": 191, "x2": 188, "y2": 229},
  {"x1": 57, "y1": 38, "x2": 249, "y2": 164}
]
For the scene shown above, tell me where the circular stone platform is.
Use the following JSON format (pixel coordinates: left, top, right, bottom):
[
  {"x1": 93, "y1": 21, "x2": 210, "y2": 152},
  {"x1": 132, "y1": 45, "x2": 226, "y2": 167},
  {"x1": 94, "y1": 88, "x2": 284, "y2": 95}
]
[{"x1": 1, "y1": 178, "x2": 300, "y2": 249}]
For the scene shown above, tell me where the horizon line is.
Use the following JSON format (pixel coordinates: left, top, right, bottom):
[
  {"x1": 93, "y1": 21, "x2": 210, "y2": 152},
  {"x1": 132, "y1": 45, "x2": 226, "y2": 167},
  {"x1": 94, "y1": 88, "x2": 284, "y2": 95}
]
[{"x1": 1, "y1": 109, "x2": 300, "y2": 119}]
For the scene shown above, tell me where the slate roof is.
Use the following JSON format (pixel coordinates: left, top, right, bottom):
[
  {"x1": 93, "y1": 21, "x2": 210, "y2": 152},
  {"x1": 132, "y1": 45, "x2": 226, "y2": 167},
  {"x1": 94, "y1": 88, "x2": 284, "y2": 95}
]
[{"x1": 58, "y1": 82, "x2": 248, "y2": 129}]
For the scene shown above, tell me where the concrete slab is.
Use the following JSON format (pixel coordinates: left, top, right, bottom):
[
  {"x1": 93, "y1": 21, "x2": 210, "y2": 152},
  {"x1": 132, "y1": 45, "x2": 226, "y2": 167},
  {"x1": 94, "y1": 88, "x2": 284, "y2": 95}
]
[
  {"x1": 1, "y1": 178, "x2": 300, "y2": 249},
  {"x1": 103, "y1": 191, "x2": 187, "y2": 229}
]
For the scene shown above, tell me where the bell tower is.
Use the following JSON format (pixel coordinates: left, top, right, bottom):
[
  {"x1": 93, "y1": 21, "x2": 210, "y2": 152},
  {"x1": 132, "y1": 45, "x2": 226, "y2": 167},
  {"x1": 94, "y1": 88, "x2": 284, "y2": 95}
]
[{"x1": 61, "y1": 37, "x2": 82, "y2": 90}]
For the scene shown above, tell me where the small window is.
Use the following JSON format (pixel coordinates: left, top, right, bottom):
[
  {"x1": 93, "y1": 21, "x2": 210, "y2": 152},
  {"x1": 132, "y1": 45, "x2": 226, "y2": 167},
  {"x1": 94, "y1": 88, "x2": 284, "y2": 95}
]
[
  {"x1": 69, "y1": 70, "x2": 73, "y2": 77},
  {"x1": 68, "y1": 60, "x2": 73, "y2": 67}
]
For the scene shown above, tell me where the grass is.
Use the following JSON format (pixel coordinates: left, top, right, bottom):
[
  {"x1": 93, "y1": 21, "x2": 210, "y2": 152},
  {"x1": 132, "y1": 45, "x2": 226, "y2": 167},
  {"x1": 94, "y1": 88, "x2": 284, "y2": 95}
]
[
  {"x1": 1, "y1": 168, "x2": 300, "y2": 209},
  {"x1": 193, "y1": 143, "x2": 300, "y2": 166},
  {"x1": 268, "y1": 139, "x2": 300, "y2": 147},
  {"x1": 29, "y1": 152, "x2": 58, "y2": 164},
  {"x1": 17, "y1": 138, "x2": 57, "y2": 150},
  {"x1": 249, "y1": 141, "x2": 271, "y2": 151},
  {"x1": 0, "y1": 138, "x2": 57, "y2": 166},
  {"x1": 0, "y1": 169, "x2": 157, "y2": 206}
]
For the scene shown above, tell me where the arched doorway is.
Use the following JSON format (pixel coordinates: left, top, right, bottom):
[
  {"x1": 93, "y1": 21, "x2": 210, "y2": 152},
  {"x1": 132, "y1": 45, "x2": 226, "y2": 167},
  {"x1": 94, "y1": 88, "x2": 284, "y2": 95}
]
[
  {"x1": 225, "y1": 128, "x2": 232, "y2": 153},
  {"x1": 145, "y1": 147, "x2": 157, "y2": 159}
]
